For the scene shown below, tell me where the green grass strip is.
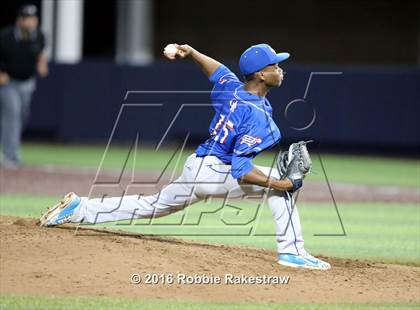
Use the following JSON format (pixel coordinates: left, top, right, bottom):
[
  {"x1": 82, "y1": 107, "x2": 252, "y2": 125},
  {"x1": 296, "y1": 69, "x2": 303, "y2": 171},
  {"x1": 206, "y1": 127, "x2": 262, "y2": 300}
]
[{"x1": 0, "y1": 295, "x2": 419, "y2": 310}]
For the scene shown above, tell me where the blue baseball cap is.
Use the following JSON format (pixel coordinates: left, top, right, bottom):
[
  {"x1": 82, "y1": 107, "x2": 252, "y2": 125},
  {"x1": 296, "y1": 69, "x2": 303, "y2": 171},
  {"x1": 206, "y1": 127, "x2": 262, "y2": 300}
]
[{"x1": 239, "y1": 44, "x2": 290, "y2": 75}]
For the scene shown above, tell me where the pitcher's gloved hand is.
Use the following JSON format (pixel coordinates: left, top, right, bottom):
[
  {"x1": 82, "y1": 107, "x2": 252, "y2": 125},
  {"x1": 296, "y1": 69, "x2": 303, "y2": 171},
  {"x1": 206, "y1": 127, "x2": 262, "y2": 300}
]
[{"x1": 276, "y1": 141, "x2": 313, "y2": 192}]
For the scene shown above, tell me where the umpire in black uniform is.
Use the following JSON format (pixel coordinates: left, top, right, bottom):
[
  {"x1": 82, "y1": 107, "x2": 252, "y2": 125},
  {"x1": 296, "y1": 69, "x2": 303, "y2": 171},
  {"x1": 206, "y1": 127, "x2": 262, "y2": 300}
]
[{"x1": 0, "y1": 4, "x2": 48, "y2": 168}]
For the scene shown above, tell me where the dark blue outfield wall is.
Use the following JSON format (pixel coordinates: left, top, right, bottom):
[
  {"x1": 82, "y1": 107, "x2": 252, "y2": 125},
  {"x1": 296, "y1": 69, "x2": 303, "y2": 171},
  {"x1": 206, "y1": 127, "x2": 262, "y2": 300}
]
[{"x1": 28, "y1": 62, "x2": 420, "y2": 151}]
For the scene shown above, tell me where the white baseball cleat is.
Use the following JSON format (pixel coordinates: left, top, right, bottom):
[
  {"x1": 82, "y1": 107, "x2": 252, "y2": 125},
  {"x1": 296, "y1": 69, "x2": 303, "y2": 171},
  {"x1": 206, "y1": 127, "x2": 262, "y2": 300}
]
[
  {"x1": 278, "y1": 253, "x2": 331, "y2": 270},
  {"x1": 39, "y1": 192, "x2": 81, "y2": 227}
]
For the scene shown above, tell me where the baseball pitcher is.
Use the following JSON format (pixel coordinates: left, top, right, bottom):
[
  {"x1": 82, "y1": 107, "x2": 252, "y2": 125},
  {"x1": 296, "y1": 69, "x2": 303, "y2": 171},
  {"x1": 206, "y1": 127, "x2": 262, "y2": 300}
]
[{"x1": 39, "y1": 43, "x2": 330, "y2": 270}]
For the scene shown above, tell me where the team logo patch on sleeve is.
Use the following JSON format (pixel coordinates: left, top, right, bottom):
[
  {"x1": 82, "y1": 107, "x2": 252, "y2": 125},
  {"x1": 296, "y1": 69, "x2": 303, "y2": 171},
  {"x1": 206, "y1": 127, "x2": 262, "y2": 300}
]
[{"x1": 240, "y1": 135, "x2": 262, "y2": 147}]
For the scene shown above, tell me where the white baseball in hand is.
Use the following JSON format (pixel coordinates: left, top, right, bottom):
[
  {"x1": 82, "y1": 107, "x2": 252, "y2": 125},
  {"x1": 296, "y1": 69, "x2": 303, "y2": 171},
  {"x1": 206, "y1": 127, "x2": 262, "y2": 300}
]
[{"x1": 163, "y1": 44, "x2": 179, "y2": 59}]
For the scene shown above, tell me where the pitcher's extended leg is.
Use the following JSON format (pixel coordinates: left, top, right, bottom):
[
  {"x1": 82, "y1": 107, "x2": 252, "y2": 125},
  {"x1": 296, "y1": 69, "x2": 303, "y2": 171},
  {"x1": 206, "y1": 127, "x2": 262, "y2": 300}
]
[
  {"x1": 40, "y1": 154, "x2": 202, "y2": 226},
  {"x1": 75, "y1": 155, "x2": 201, "y2": 223},
  {"x1": 74, "y1": 181, "x2": 200, "y2": 224}
]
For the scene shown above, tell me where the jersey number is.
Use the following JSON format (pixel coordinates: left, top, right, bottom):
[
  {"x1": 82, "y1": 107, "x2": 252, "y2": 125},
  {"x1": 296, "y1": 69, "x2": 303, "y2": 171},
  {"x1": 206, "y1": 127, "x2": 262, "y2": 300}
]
[{"x1": 212, "y1": 114, "x2": 234, "y2": 144}]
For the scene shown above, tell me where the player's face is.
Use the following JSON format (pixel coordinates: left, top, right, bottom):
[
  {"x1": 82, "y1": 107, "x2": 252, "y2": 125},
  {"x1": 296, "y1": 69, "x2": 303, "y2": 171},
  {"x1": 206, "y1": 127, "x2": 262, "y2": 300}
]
[
  {"x1": 261, "y1": 64, "x2": 284, "y2": 87},
  {"x1": 17, "y1": 16, "x2": 39, "y2": 32}
]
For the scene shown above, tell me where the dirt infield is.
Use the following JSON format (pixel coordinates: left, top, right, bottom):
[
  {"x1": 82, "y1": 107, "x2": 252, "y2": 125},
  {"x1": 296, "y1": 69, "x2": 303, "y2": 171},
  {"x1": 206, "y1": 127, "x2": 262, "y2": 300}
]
[
  {"x1": 1, "y1": 216, "x2": 419, "y2": 303},
  {"x1": 1, "y1": 165, "x2": 419, "y2": 202}
]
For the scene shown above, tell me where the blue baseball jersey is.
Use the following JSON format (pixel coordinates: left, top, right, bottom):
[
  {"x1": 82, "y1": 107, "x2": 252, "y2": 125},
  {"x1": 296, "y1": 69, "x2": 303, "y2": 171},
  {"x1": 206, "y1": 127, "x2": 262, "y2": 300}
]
[{"x1": 195, "y1": 64, "x2": 282, "y2": 179}]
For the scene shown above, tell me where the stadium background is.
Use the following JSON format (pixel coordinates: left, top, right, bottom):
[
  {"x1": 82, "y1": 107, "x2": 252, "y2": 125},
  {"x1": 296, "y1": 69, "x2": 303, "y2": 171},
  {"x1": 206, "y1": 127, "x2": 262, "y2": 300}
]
[{"x1": 1, "y1": 0, "x2": 419, "y2": 154}]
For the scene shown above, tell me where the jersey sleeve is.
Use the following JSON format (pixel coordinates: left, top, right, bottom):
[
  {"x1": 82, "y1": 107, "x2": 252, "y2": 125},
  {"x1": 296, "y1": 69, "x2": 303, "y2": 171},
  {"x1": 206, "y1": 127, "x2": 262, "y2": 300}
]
[
  {"x1": 209, "y1": 64, "x2": 239, "y2": 84},
  {"x1": 231, "y1": 152, "x2": 254, "y2": 179},
  {"x1": 209, "y1": 65, "x2": 241, "y2": 102},
  {"x1": 230, "y1": 117, "x2": 263, "y2": 179}
]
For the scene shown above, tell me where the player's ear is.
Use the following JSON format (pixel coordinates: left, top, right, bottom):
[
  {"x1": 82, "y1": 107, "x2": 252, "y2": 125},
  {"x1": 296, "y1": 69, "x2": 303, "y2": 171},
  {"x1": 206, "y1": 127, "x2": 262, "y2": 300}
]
[{"x1": 256, "y1": 71, "x2": 265, "y2": 81}]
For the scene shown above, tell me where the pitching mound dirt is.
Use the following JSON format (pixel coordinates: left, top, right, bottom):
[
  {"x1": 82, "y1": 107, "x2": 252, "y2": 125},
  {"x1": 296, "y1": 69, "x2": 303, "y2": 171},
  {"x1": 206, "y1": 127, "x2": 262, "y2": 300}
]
[{"x1": 0, "y1": 216, "x2": 419, "y2": 303}]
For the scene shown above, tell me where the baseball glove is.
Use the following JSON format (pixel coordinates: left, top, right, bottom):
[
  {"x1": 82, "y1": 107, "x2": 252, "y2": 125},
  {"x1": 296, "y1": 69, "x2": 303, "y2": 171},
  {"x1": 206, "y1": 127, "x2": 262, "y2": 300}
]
[{"x1": 276, "y1": 140, "x2": 313, "y2": 192}]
